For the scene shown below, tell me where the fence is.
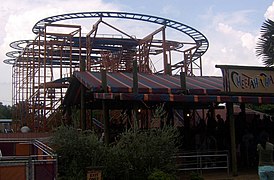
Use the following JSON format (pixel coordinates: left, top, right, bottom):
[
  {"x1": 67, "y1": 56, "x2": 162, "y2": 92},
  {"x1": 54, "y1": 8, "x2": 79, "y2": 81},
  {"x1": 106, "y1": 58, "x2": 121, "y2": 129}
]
[
  {"x1": 176, "y1": 150, "x2": 229, "y2": 175},
  {"x1": 0, "y1": 139, "x2": 57, "y2": 180}
]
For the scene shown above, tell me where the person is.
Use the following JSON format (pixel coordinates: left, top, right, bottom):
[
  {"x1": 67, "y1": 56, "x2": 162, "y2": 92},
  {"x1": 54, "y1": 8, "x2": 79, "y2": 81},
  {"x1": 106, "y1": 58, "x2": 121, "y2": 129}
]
[{"x1": 257, "y1": 132, "x2": 274, "y2": 179}]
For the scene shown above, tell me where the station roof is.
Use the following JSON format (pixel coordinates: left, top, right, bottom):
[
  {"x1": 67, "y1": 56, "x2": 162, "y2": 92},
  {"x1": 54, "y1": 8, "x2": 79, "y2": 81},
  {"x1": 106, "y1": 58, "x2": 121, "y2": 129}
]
[{"x1": 63, "y1": 71, "x2": 274, "y2": 106}]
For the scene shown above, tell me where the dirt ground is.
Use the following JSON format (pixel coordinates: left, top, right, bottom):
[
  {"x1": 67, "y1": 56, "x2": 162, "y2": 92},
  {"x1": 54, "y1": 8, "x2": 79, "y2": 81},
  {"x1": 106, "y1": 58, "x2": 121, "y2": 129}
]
[{"x1": 179, "y1": 169, "x2": 259, "y2": 180}]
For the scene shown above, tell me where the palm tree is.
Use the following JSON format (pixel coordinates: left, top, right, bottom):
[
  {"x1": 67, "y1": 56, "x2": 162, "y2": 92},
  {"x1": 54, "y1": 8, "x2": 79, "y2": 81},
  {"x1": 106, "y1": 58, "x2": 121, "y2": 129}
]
[{"x1": 256, "y1": 19, "x2": 274, "y2": 66}]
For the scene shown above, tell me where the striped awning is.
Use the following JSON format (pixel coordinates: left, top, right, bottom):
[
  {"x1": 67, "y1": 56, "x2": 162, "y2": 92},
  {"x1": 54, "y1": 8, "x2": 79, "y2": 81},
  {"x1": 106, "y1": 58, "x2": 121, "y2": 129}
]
[
  {"x1": 62, "y1": 71, "x2": 274, "y2": 105},
  {"x1": 74, "y1": 71, "x2": 223, "y2": 95},
  {"x1": 93, "y1": 93, "x2": 274, "y2": 104}
]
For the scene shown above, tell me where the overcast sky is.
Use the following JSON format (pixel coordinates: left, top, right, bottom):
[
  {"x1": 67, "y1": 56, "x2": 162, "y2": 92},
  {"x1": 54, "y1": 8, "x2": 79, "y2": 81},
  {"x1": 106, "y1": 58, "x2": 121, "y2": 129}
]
[{"x1": 1, "y1": 0, "x2": 274, "y2": 105}]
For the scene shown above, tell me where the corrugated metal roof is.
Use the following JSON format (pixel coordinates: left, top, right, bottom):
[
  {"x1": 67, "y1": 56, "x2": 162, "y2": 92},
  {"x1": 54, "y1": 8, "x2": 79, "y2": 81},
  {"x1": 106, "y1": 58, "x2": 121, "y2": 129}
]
[
  {"x1": 63, "y1": 71, "x2": 274, "y2": 105},
  {"x1": 74, "y1": 71, "x2": 223, "y2": 95}
]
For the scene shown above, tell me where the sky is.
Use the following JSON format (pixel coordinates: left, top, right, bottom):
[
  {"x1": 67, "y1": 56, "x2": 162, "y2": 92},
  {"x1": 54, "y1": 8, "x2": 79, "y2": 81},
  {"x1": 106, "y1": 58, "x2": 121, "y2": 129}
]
[{"x1": 1, "y1": 0, "x2": 274, "y2": 105}]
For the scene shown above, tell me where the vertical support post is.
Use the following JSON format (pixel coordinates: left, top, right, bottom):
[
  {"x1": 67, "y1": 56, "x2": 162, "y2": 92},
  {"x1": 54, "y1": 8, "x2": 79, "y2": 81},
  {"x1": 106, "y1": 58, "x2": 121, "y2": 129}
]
[
  {"x1": 183, "y1": 108, "x2": 190, "y2": 149},
  {"x1": 28, "y1": 156, "x2": 33, "y2": 180},
  {"x1": 133, "y1": 59, "x2": 138, "y2": 94},
  {"x1": 199, "y1": 56, "x2": 203, "y2": 76},
  {"x1": 101, "y1": 69, "x2": 108, "y2": 95},
  {"x1": 227, "y1": 102, "x2": 237, "y2": 176},
  {"x1": 78, "y1": 27, "x2": 87, "y2": 130},
  {"x1": 101, "y1": 69, "x2": 110, "y2": 144},
  {"x1": 132, "y1": 59, "x2": 139, "y2": 130},
  {"x1": 43, "y1": 26, "x2": 47, "y2": 131},
  {"x1": 67, "y1": 106, "x2": 72, "y2": 126},
  {"x1": 80, "y1": 85, "x2": 86, "y2": 130},
  {"x1": 79, "y1": 28, "x2": 84, "y2": 72},
  {"x1": 162, "y1": 26, "x2": 168, "y2": 75},
  {"x1": 167, "y1": 64, "x2": 171, "y2": 75},
  {"x1": 90, "y1": 109, "x2": 94, "y2": 131},
  {"x1": 180, "y1": 72, "x2": 186, "y2": 91},
  {"x1": 102, "y1": 101, "x2": 110, "y2": 144}
]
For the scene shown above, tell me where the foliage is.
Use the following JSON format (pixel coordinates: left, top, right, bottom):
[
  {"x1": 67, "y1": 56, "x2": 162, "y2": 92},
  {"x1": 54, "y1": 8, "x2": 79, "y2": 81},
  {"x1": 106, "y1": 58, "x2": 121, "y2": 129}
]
[
  {"x1": 247, "y1": 104, "x2": 274, "y2": 114},
  {"x1": 189, "y1": 172, "x2": 204, "y2": 180},
  {"x1": 256, "y1": 19, "x2": 274, "y2": 66},
  {"x1": 0, "y1": 102, "x2": 12, "y2": 119},
  {"x1": 103, "y1": 143, "x2": 131, "y2": 179},
  {"x1": 50, "y1": 125, "x2": 180, "y2": 180},
  {"x1": 148, "y1": 169, "x2": 176, "y2": 180},
  {"x1": 151, "y1": 103, "x2": 168, "y2": 128},
  {"x1": 104, "y1": 126, "x2": 179, "y2": 179},
  {"x1": 50, "y1": 126, "x2": 106, "y2": 180},
  {"x1": 71, "y1": 107, "x2": 81, "y2": 128}
]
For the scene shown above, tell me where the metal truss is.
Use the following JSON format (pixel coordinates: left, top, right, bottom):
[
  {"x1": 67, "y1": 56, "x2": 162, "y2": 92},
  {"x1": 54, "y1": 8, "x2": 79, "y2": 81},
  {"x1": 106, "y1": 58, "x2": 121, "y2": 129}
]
[{"x1": 3, "y1": 12, "x2": 209, "y2": 131}]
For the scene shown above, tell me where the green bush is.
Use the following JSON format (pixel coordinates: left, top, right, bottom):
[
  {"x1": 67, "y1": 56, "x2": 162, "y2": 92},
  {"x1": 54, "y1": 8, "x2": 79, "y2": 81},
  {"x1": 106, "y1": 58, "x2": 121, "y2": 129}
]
[
  {"x1": 148, "y1": 169, "x2": 176, "y2": 180},
  {"x1": 189, "y1": 172, "x2": 204, "y2": 180},
  {"x1": 50, "y1": 126, "x2": 106, "y2": 180},
  {"x1": 105, "y1": 126, "x2": 179, "y2": 179},
  {"x1": 50, "y1": 125, "x2": 180, "y2": 180}
]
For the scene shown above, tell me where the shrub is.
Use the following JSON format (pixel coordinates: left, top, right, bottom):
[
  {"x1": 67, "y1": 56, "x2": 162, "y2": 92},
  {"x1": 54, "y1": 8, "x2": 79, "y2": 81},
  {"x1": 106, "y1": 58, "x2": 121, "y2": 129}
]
[
  {"x1": 50, "y1": 125, "x2": 180, "y2": 180},
  {"x1": 107, "y1": 126, "x2": 179, "y2": 179},
  {"x1": 189, "y1": 172, "x2": 204, "y2": 180},
  {"x1": 50, "y1": 126, "x2": 106, "y2": 179},
  {"x1": 148, "y1": 169, "x2": 176, "y2": 180}
]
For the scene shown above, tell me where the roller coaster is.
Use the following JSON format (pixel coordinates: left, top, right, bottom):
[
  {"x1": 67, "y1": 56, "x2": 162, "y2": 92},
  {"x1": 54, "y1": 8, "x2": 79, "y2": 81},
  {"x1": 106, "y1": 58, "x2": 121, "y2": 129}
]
[{"x1": 4, "y1": 12, "x2": 209, "y2": 131}]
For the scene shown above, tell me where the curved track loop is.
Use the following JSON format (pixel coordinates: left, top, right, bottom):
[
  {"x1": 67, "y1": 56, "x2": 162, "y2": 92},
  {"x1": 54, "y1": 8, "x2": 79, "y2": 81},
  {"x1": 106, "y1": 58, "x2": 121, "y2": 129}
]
[
  {"x1": 3, "y1": 59, "x2": 15, "y2": 65},
  {"x1": 6, "y1": 51, "x2": 22, "y2": 59},
  {"x1": 10, "y1": 40, "x2": 34, "y2": 50},
  {"x1": 32, "y1": 12, "x2": 209, "y2": 63}
]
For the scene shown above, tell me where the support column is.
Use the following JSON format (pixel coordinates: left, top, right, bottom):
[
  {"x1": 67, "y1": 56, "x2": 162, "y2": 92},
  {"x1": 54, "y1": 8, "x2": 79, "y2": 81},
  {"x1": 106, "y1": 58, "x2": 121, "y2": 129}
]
[
  {"x1": 162, "y1": 26, "x2": 168, "y2": 75},
  {"x1": 133, "y1": 59, "x2": 138, "y2": 94},
  {"x1": 132, "y1": 59, "x2": 139, "y2": 130},
  {"x1": 102, "y1": 101, "x2": 110, "y2": 144},
  {"x1": 90, "y1": 109, "x2": 94, "y2": 131},
  {"x1": 101, "y1": 69, "x2": 110, "y2": 144},
  {"x1": 66, "y1": 106, "x2": 72, "y2": 126},
  {"x1": 227, "y1": 102, "x2": 237, "y2": 176},
  {"x1": 80, "y1": 85, "x2": 86, "y2": 130},
  {"x1": 180, "y1": 72, "x2": 186, "y2": 91},
  {"x1": 183, "y1": 108, "x2": 191, "y2": 149}
]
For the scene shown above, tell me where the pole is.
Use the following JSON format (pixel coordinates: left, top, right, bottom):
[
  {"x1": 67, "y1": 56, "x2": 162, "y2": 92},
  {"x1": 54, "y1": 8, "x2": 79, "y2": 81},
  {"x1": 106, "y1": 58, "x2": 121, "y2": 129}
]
[
  {"x1": 101, "y1": 69, "x2": 110, "y2": 144},
  {"x1": 80, "y1": 85, "x2": 86, "y2": 130},
  {"x1": 132, "y1": 59, "x2": 139, "y2": 130},
  {"x1": 227, "y1": 102, "x2": 237, "y2": 176}
]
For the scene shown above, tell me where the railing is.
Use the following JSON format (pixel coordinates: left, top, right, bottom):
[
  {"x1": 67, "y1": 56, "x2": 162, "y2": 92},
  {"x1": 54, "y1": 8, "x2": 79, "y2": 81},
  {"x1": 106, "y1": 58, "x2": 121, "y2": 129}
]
[
  {"x1": 176, "y1": 150, "x2": 229, "y2": 175},
  {"x1": 0, "y1": 132, "x2": 51, "y2": 140},
  {"x1": 0, "y1": 155, "x2": 57, "y2": 180},
  {"x1": 0, "y1": 139, "x2": 57, "y2": 180}
]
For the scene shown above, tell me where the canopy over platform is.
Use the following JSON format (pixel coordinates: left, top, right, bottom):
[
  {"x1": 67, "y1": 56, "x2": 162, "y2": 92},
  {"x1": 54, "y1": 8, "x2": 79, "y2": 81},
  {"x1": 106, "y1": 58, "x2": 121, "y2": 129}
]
[{"x1": 63, "y1": 71, "x2": 274, "y2": 107}]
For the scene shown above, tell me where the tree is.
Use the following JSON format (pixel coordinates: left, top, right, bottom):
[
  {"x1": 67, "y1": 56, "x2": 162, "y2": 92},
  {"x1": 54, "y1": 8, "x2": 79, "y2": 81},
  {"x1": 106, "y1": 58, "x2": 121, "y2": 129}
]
[
  {"x1": 256, "y1": 19, "x2": 274, "y2": 66},
  {"x1": 0, "y1": 102, "x2": 12, "y2": 119},
  {"x1": 50, "y1": 125, "x2": 180, "y2": 180}
]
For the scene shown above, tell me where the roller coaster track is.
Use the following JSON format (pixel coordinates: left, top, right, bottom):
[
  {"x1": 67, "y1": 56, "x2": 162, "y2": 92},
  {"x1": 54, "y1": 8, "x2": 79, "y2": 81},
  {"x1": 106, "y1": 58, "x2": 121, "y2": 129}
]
[
  {"x1": 4, "y1": 12, "x2": 209, "y2": 131},
  {"x1": 32, "y1": 12, "x2": 209, "y2": 66}
]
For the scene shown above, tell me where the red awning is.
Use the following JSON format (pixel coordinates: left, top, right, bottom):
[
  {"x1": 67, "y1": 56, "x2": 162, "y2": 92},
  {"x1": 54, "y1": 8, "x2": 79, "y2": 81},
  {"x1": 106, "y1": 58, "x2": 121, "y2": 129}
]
[
  {"x1": 93, "y1": 93, "x2": 274, "y2": 104},
  {"x1": 63, "y1": 71, "x2": 274, "y2": 105},
  {"x1": 74, "y1": 71, "x2": 223, "y2": 95}
]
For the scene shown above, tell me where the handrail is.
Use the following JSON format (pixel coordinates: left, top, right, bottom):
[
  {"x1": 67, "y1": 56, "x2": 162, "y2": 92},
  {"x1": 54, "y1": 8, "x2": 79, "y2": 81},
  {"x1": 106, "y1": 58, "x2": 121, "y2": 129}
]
[{"x1": 176, "y1": 150, "x2": 229, "y2": 175}]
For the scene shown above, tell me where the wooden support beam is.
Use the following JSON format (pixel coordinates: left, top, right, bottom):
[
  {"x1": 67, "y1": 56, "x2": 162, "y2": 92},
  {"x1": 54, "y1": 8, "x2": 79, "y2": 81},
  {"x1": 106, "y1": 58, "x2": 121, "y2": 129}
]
[
  {"x1": 140, "y1": 26, "x2": 165, "y2": 44},
  {"x1": 102, "y1": 100, "x2": 110, "y2": 144},
  {"x1": 80, "y1": 85, "x2": 86, "y2": 130},
  {"x1": 227, "y1": 102, "x2": 238, "y2": 176},
  {"x1": 162, "y1": 26, "x2": 168, "y2": 74},
  {"x1": 132, "y1": 59, "x2": 139, "y2": 130},
  {"x1": 101, "y1": 69, "x2": 110, "y2": 144},
  {"x1": 180, "y1": 72, "x2": 186, "y2": 91}
]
